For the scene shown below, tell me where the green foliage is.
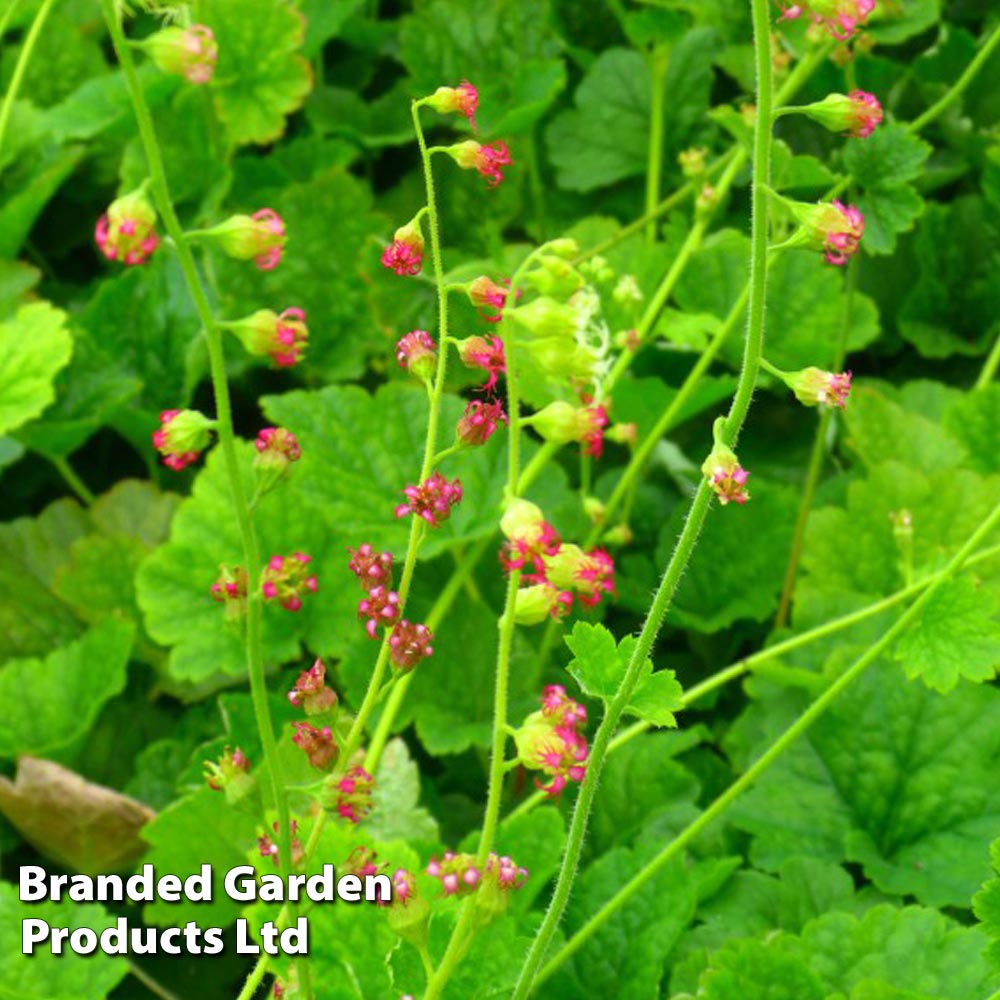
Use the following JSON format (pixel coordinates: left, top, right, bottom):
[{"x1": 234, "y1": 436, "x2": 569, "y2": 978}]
[{"x1": 973, "y1": 839, "x2": 1000, "y2": 972}]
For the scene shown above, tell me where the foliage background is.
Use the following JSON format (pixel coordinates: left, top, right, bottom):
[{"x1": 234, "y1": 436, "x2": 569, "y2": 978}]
[{"x1": 1, "y1": 0, "x2": 1000, "y2": 997}]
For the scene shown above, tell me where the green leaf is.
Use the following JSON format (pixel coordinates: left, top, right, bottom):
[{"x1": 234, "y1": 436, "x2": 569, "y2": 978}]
[
  {"x1": 895, "y1": 576, "x2": 1000, "y2": 692},
  {"x1": 0, "y1": 500, "x2": 90, "y2": 661},
  {"x1": 546, "y1": 33, "x2": 716, "y2": 191},
  {"x1": 366, "y1": 737, "x2": 438, "y2": 843},
  {"x1": 973, "y1": 839, "x2": 1000, "y2": 973},
  {"x1": 0, "y1": 302, "x2": 73, "y2": 437},
  {"x1": 295, "y1": 0, "x2": 366, "y2": 56},
  {"x1": 565, "y1": 622, "x2": 683, "y2": 726},
  {"x1": 730, "y1": 667, "x2": 1000, "y2": 907},
  {"x1": 943, "y1": 385, "x2": 1000, "y2": 475},
  {"x1": 201, "y1": 0, "x2": 313, "y2": 146},
  {"x1": 693, "y1": 935, "x2": 825, "y2": 1000},
  {"x1": 868, "y1": 0, "x2": 941, "y2": 44},
  {"x1": 0, "y1": 883, "x2": 128, "y2": 1000},
  {"x1": 843, "y1": 124, "x2": 931, "y2": 256},
  {"x1": 658, "y1": 481, "x2": 799, "y2": 632},
  {"x1": 801, "y1": 904, "x2": 997, "y2": 998},
  {"x1": 399, "y1": 0, "x2": 566, "y2": 137},
  {"x1": 0, "y1": 619, "x2": 135, "y2": 758}
]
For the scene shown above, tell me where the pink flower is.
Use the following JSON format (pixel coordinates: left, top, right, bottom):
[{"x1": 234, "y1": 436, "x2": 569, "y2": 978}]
[
  {"x1": 95, "y1": 188, "x2": 159, "y2": 266},
  {"x1": 348, "y1": 544, "x2": 394, "y2": 591},
  {"x1": 513, "y1": 582, "x2": 574, "y2": 625},
  {"x1": 784, "y1": 0, "x2": 875, "y2": 40},
  {"x1": 514, "y1": 687, "x2": 589, "y2": 798},
  {"x1": 500, "y1": 499, "x2": 561, "y2": 577},
  {"x1": 467, "y1": 277, "x2": 513, "y2": 323},
  {"x1": 446, "y1": 140, "x2": 512, "y2": 187},
  {"x1": 487, "y1": 853, "x2": 529, "y2": 891},
  {"x1": 396, "y1": 330, "x2": 437, "y2": 382},
  {"x1": 230, "y1": 307, "x2": 308, "y2": 367},
  {"x1": 152, "y1": 409, "x2": 213, "y2": 471},
  {"x1": 394, "y1": 472, "x2": 463, "y2": 527},
  {"x1": 574, "y1": 548, "x2": 616, "y2": 608},
  {"x1": 358, "y1": 584, "x2": 401, "y2": 638},
  {"x1": 335, "y1": 766, "x2": 375, "y2": 823},
  {"x1": 293, "y1": 722, "x2": 337, "y2": 771},
  {"x1": 388, "y1": 620, "x2": 434, "y2": 671},
  {"x1": 788, "y1": 367, "x2": 853, "y2": 408},
  {"x1": 210, "y1": 564, "x2": 248, "y2": 620},
  {"x1": 458, "y1": 335, "x2": 506, "y2": 392},
  {"x1": 250, "y1": 209, "x2": 285, "y2": 269},
  {"x1": 426, "y1": 80, "x2": 479, "y2": 130},
  {"x1": 201, "y1": 209, "x2": 287, "y2": 269},
  {"x1": 287, "y1": 658, "x2": 337, "y2": 714},
  {"x1": 703, "y1": 450, "x2": 751, "y2": 505},
  {"x1": 254, "y1": 427, "x2": 301, "y2": 469},
  {"x1": 261, "y1": 552, "x2": 318, "y2": 611},
  {"x1": 822, "y1": 201, "x2": 865, "y2": 266},
  {"x1": 457, "y1": 399, "x2": 507, "y2": 447},
  {"x1": 381, "y1": 219, "x2": 424, "y2": 276},
  {"x1": 847, "y1": 90, "x2": 882, "y2": 138},
  {"x1": 582, "y1": 404, "x2": 609, "y2": 459},
  {"x1": 375, "y1": 868, "x2": 416, "y2": 908}
]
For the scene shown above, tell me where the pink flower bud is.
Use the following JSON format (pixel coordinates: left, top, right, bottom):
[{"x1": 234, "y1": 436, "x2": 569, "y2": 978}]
[
  {"x1": 425, "y1": 80, "x2": 479, "y2": 130},
  {"x1": 381, "y1": 218, "x2": 425, "y2": 276},
  {"x1": 143, "y1": 24, "x2": 217, "y2": 84},
  {"x1": 396, "y1": 330, "x2": 437, "y2": 383},
  {"x1": 348, "y1": 544, "x2": 394, "y2": 591},
  {"x1": 445, "y1": 140, "x2": 512, "y2": 187},
  {"x1": 467, "y1": 276, "x2": 513, "y2": 322},
  {"x1": 514, "y1": 583, "x2": 573, "y2": 625},
  {"x1": 288, "y1": 658, "x2": 338, "y2": 715},
  {"x1": 358, "y1": 585, "x2": 401, "y2": 639},
  {"x1": 152, "y1": 408, "x2": 213, "y2": 470},
  {"x1": 544, "y1": 545, "x2": 615, "y2": 609},
  {"x1": 293, "y1": 721, "x2": 338, "y2": 771},
  {"x1": 332, "y1": 765, "x2": 375, "y2": 823},
  {"x1": 524, "y1": 401, "x2": 609, "y2": 458},
  {"x1": 787, "y1": 367, "x2": 853, "y2": 408},
  {"x1": 457, "y1": 335, "x2": 506, "y2": 393},
  {"x1": 230, "y1": 307, "x2": 308, "y2": 367},
  {"x1": 254, "y1": 427, "x2": 301, "y2": 470},
  {"x1": 802, "y1": 90, "x2": 883, "y2": 139},
  {"x1": 95, "y1": 187, "x2": 159, "y2": 266},
  {"x1": 500, "y1": 499, "x2": 561, "y2": 576},
  {"x1": 198, "y1": 209, "x2": 286, "y2": 270},
  {"x1": 210, "y1": 564, "x2": 248, "y2": 620},
  {"x1": 701, "y1": 441, "x2": 751, "y2": 506},
  {"x1": 514, "y1": 687, "x2": 588, "y2": 798}
]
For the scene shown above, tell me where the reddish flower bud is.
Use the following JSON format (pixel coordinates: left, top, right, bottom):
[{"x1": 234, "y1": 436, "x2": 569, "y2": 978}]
[
  {"x1": 515, "y1": 686, "x2": 588, "y2": 798},
  {"x1": 348, "y1": 544, "x2": 394, "y2": 591},
  {"x1": 358, "y1": 585, "x2": 401, "y2": 639},
  {"x1": 786, "y1": 367, "x2": 853, "y2": 408},
  {"x1": 333, "y1": 766, "x2": 375, "y2": 823},
  {"x1": 288, "y1": 659, "x2": 338, "y2": 715},
  {"x1": 293, "y1": 721, "x2": 338, "y2": 771},
  {"x1": 524, "y1": 401, "x2": 609, "y2": 458},
  {"x1": 381, "y1": 217, "x2": 425, "y2": 276},
  {"x1": 426, "y1": 851, "x2": 481, "y2": 898},
  {"x1": 702, "y1": 440, "x2": 751, "y2": 506},
  {"x1": 197, "y1": 208, "x2": 286, "y2": 270},
  {"x1": 204, "y1": 746, "x2": 252, "y2": 799},
  {"x1": 514, "y1": 583, "x2": 573, "y2": 625},
  {"x1": 255, "y1": 427, "x2": 301, "y2": 470},
  {"x1": 457, "y1": 335, "x2": 506, "y2": 392},
  {"x1": 467, "y1": 276, "x2": 513, "y2": 322}
]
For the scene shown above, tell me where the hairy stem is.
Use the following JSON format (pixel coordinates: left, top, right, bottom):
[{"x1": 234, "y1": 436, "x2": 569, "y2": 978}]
[
  {"x1": 645, "y1": 48, "x2": 668, "y2": 244},
  {"x1": 536, "y1": 498, "x2": 1000, "y2": 983}
]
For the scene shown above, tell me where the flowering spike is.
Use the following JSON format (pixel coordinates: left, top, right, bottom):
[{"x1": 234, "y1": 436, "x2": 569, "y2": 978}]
[
  {"x1": 152, "y1": 409, "x2": 213, "y2": 471},
  {"x1": 229, "y1": 307, "x2": 308, "y2": 367},
  {"x1": 394, "y1": 472, "x2": 462, "y2": 527},
  {"x1": 425, "y1": 80, "x2": 479, "y2": 130},
  {"x1": 261, "y1": 552, "x2": 318, "y2": 611},
  {"x1": 445, "y1": 140, "x2": 512, "y2": 187},
  {"x1": 396, "y1": 330, "x2": 437, "y2": 384},
  {"x1": 457, "y1": 399, "x2": 507, "y2": 447},
  {"x1": 288, "y1": 659, "x2": 338, "y2": 715},
  {"x1": 388, "y1": 620, "x2": 434, "y2": 671},
  {"x1": 381, "y1": 217, "x2": 425, "y2": 276},
  {"x1": 143, "y1": 25, "x2": 217, "y2": 84},
  {"x1": 95, "y1": 187, "x2": 159, "y2": 266}
]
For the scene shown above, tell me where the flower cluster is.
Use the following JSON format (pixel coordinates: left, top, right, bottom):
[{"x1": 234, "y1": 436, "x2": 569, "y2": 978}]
[
  {"x1": 152, "y1": 409, "x2": 213, "y2": 471},
  {"x1": 292, "y1": 722, "x2": 337, "y2": 771},
  {"x1": 258, "y1": 821, "x2": 302, "y2": 868},
  {"x1": 514, "y1": 685, "x2": 589, "y2": 797},
  {"x1": 334, "y1": 766, "x2": 375, "y2": 824},
  {"x1": 388, "y1": 620, "x2": 434, "y2": 671},
  {"x1": 778, "y1": 0, "x2": 875, "y2": 40},
  {"x1": 457, "y1": 399, "x2": 508, "y2": 447},
  {"x1": 261, "y1": 552, "x2": 318, "y2": 611},
  {"x1": 500, "y1": 499, "x2": 615, "y2": 623},
  {"x1": 394, "y1": 472, "x2": 463, "y2": 527},
  {"x1": 426, "y1": 851, "x2": 481, "y2": 897}
]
